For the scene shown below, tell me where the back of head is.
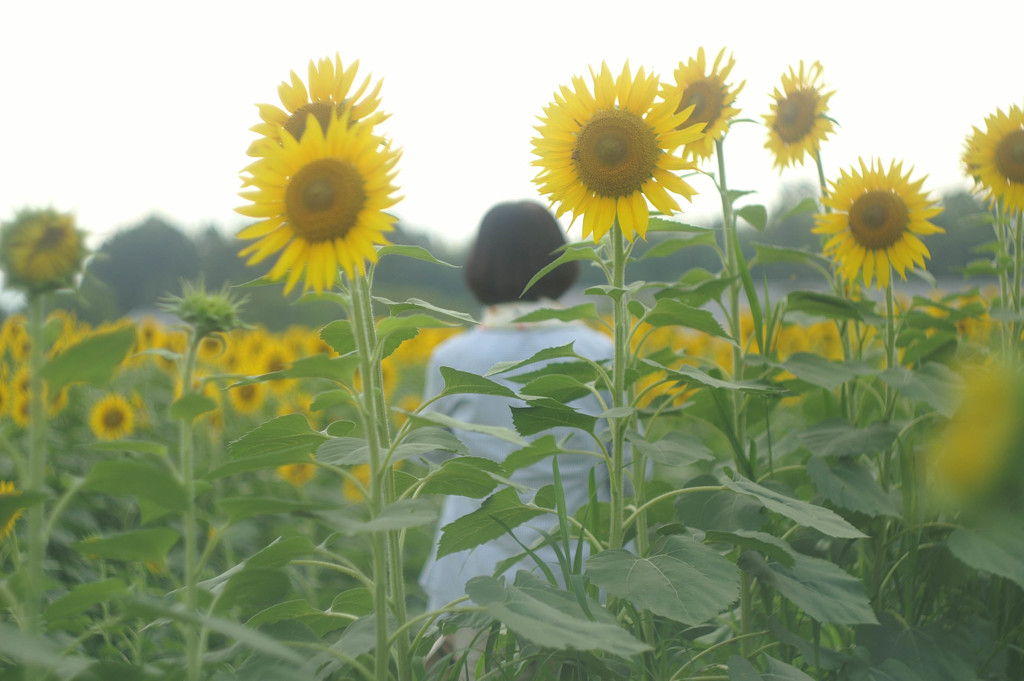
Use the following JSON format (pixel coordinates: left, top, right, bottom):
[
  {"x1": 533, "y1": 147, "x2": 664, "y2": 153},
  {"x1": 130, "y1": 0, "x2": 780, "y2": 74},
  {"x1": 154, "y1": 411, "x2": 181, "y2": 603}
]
[{"x1": 464, "y1": 201, "x2": 579, "y2": 306}]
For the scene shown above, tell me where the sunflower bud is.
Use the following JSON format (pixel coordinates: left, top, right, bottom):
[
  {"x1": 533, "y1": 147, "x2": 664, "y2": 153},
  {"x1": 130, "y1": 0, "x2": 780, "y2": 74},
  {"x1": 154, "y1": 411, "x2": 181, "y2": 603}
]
[
  {"x1": 0, "y1": 208, "x2": 87, "y2": 294},
  {"x1": 159, "y1": 280, "x2": 248, "y2": 340}
]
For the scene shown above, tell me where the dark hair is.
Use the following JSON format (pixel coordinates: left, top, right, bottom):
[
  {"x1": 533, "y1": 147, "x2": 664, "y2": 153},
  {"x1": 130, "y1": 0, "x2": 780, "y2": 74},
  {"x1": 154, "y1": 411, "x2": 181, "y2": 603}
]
[{"x1": 464, "y1": 201, "x2": 579, "y2": 305}]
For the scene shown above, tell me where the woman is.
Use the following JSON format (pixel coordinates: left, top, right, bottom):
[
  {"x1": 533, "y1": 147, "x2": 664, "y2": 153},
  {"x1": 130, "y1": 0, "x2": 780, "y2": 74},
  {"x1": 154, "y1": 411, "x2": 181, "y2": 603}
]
[{"x1": 419, "y1": 201, "x2": 614, "y2": 669}]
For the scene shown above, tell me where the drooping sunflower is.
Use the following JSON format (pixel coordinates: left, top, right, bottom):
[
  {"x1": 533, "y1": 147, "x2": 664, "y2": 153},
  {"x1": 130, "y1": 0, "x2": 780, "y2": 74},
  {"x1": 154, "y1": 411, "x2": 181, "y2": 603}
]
[
  {"x1": 0, "y1": 208, "x2": 87, "y2": 294},
  {"x1": 763, "y1": 61, "x2": 835, "y2": 170},
  {"x1": 532, "y1": 62, "x2": 704, "y2": 242},
  {"x1": 1, "y1": 480, "x2": 24, "y2": 540},
  {"x1": 664, "y1": 47, "x2": 744, "y2": 161},
  {"x1": 813, "y1": 158, "x2": 943, "y2": 289},
  {"x1": 237, "y1": 113, "x2": 402, "y2": 293},
  {"x1": 247, "y1": 55, "x2": 387, "y2": 159},
  {"x1": 962, "y1": 103, "x2": 1024, "y2": 213},
  {"x1": 89, "y1": 393, "x2": 136, "y2": 441}
]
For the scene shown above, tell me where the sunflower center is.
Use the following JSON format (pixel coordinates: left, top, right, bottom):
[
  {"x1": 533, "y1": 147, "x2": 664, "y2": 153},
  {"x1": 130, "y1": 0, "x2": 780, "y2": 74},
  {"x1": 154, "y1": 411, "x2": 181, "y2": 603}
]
[
  {"x1": 39, "y1": 224, "x2": 69, "y2": 249},
  {"x1": 285, "y1": 158, "x2": 367, "y2": 243},
  {"x1": 848, "y1": 190, "x2": 909, "y2": 250},
  {"x1": 774, "y1": 91, "x2": 818, "y2": 144},
  {"x1": 572, "y1": 109, "x2": 660, "y2": 198},
  {"x1": 678, "y1": 80, "x2": 722, "y2": 129},
  {"x1": 995, "y1": 129, "x2": 1024, "y2": 183},
  {"x1": 284, "y1": 102, "x2": 336, "y2": 142},
  {"x1": 103, "y1": 408, "x2": 125, "y2": 429}
]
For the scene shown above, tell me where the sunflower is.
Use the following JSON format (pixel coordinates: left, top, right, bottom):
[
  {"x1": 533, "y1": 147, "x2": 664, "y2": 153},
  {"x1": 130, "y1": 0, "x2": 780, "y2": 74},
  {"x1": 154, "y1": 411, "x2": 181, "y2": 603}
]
[
  {"x1": 813, "y1": 159, "x2": 943, "y2": 289},
  {"x1": 89, "y1": 393, "x2": 136, "y2": 441},
  {"x1": 277, "y1": 459, "x2": 317, "y2": 488},
  {"x1": 228, "y1": 378, "x2": 267, "y2": 415},
  {"x1": 962, "y1": 103, "x2": 1024, "y2": 213},
  {"x1": 0, "y1": 208, "x2": 86, "y2": 294},
  {"x1": 237, "y1": 113, "x2": 402, "y2": 293},
  {"x1": 247, "y1": 55, "x2": 387, "y2": 158},
  {"x1": 763, "y1": 61, "x2": 834, "y2": 170},
  {"x1": 532, "y1": 62, "x2": 704, "y2": 242},
  {"x1": 1, "y1": 480, "x2": 24, "y2": 540},
  {"x1": 664, "y1": 47, "x2": 744, "y2": 161}
]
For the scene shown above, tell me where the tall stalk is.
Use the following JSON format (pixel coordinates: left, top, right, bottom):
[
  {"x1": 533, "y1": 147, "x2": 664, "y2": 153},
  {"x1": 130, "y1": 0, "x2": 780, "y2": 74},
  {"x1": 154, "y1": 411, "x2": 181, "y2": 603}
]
[
  {"x1": 24, "y1": 293, "x2": 48, "y2": 680},
  {"x1": 607, "y1": 221, "x2": 629, "y2": 552},
  {"x1": 179, "y1": 332, "x2": 203, "y2": 681}
]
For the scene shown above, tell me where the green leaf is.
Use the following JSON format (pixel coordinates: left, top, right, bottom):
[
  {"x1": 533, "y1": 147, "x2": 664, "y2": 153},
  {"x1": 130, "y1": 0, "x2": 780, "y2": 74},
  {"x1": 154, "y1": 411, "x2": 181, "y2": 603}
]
[
  {"x1": 70, "y1": 528, "x2": 180, "y2": 563},
  {"x1": 512, "y1": 303, "x2": 599, "y2": 324},
  {"x1": 83, "y1": 460, "x2": 188, "y2": 512},
  {"x1": 210, "y1": 414, "x2": 327, "y2": 478},
  {"x1": 511, "y1": 399, "x2": 597, "y2": 435},
  {"x1": 331, "y1": 587, "x2": 374, "y2": 617},
  {"x1": 45, "y1": 578, "x2": 127, "y2": 622},
  {"x1": 779, "y1": 353, "x2": 871, "y2": 391},
  {"x1": 391, "y1": 426, "x2": 469, "y2": 463},
  {"x1": 247, "y1": 599, "x2": 343, "y2": 637},
  {"x1": 376, "y1": 313, "x2": 459, "y2": 341},
  {"x1": 0, "y1": 623, "x2": 90, "y2": 675},
  {"x1": 40, "y1": 325, "x2": 136, "y2": 391},
  {"x1": 780, "y1": 196, "x2": 820, "y2": 220},
  {"x1": 376, "y1": 243, "x2": 458, "y2": 267},
  {"x1": 675, "y1": 476, "x2": 766, "y2": 532},
  {"x1": 216, "y1": 567, "x2": 291, "y2": 616},
  {"x1": 629, "y1": 430, "x2": 713, "y2": 467},
  {"x1": 466, "y1": 575, "x2": 649, "y2": 656},
  {"x1": 169, "y1": 391, "x2": 218, "y2": 422},
  {"x1": 437, "y1": 487, "x2": 546, "y2": 558},
  {"x1": 751, "y1": 243, "x2": 831, "y2": 271},
  {"x1": 376, "y1": 296, "x2": 476, "y2": 324},
  {"x1": 503, "y1": 435, "x2": 563, "y2": 472},
  {"x1": 728, "y1": 655, "x2": 817, "y2": 680},
  {"x1": 519, "y1": 374, "x2": 593, "y2": 403},
  {"x1": 337, "y1": 498, "x2": 439, "y2": 534},
  {"x1": 219, "y1": 496, "x2": 341, "y2": 525},
  {"x1": 737, "y1": 204, "x2": 768, "y2": 231},
  {"x1": 520, "y1": 242, "x2": 600, "y2": 296},
  {"x1": 420, "y1": 457, "x2": 504, "y2": 498},
  {"x1": 124, "y1": 598, "x2": 305, "y2": 664},
  {"x1": 638, "y1": 233, "x2": 718, "y2": 260},
  {"x1": 646, "y1": 360, "x2": 782, "y2": 395},
  {"x1": 647, "y1": 216, "x2": 712, "y2": 233},
  {"x1": 786, "y1": 291, "x2": 879, "y2": 324},
  {"x1": 437, "y1": 366, "x2": 517, "y2": 398},
  {"x1": 643, "y1": 298, "x2": 730, "y2": 339},
  {"x1": 723, "y1": 477, "x2": 867, "y2": 538},
  {"x1": 878, "y1": 363, "x2": 963, "y2": 417},
  {"x1": 86, "y1": 439, "x2": 168, "y2": 457},
  {"x1": 704, "y1": 530, "x2": 796, "y2": 567},
  {"x1": 586, "y1": 535, "x2": 740, "y2": 625},
  {"x1": 797, "y1": 419, "x2": 900, "y2": 458},
  {"x1": 485, "y1": 342, "x2": 581, "y2": 376},
  {"x1": 318, "y1": 320, "x2": 355, "y2": 355},
  {"x1": 806, "y1": 456, "x2": 900, "y2": 518},
  {"x1": 408, "y1": 410, "x2": 527, "y2": 447},
  {"x1": 946, "y1": 525, "x2": 1024, "y2": 590},
  {"x1": 738, "y1": 551, "x2": 878, "y2": 624},
  {"x1": 315, "y1": 437, "x2": 368, "y2": 466},
  {"x1": 0, "y1": 490, "x2": 45, "y2": 532}
]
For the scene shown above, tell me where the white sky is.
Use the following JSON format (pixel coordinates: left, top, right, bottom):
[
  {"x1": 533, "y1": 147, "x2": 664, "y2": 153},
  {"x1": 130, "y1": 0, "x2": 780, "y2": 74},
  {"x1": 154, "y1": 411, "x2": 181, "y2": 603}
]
[{"x1": 2, "y1": 0, "x2": 1021, "y2": 252}]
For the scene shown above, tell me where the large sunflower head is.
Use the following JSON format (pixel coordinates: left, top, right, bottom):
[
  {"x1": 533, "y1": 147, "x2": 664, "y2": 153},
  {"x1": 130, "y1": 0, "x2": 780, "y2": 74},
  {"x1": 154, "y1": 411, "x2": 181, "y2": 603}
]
[
  {"x1": 236, "y1": 112, "x2": 402, "y2": 294},
  {"x1": 962, "y1": 103, "x2": 1024, "y2": 213},
  {"x1": 531, "y1": 62, "x2": 704, "y2": 243},
  {"x1": 247, "y1": 55, "x2": 387, "y2": 159},
  {"x1": 89, "y1": 393, "x2": 136, "y2": 441},
  {"x1": 763, "y1": 60, "x2": 835, "y2": 170},
  {"x1": 812, "y1": 158, "x2": 943, "y2": 289},
  {"x1": 663, "y1": 47, "x2": 744, "y2": 161},
  {"x1": 0, "y1": 208, "x2": 87, "y2": 294}
]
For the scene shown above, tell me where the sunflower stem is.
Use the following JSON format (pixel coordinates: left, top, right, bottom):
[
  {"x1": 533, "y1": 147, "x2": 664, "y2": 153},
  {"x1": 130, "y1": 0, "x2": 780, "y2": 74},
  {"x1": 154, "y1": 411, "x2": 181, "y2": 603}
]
[
  {"x1": 1013, "y1": 209, "x2": 1022, "y2": 361},
  {"x1": 350, "y1": 273, "x2": 407, "y2": 681},
  {"x1": 608, "y1": 221, "x2": 628, "y2": 553},
  {"x1": 179, "y1": 330, "x2": 203, "y2": 681},
  {"x1": 24, "y1": 293, "x2": 48, "y2": 670}
]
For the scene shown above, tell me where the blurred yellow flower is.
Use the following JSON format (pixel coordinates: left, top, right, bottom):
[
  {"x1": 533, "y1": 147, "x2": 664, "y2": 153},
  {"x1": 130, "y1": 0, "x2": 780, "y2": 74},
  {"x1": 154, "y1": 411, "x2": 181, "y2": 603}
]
[
  {"x1": 277, "y1": 459, "x2": 317, "y2": 488},
  {"x1": 814, "y1": 158, "x2": 943, "y2": 289},
  {"x1": 0, "y1": 208, "x2": 86, "y2": 294},
  {"x1": 342, "y1": 464, "x2": 372, "y2": 502},
  {"x1": 89, "y1": 393, "x2": 136, "y2": 441},
  {"x1": 1, "y1": 480, "x2": 24, "y2": 540},
  {"x1": 532, "y1": 62, "x2": 703, "y2": 242},
  {"x1": 763, "y1": 61, "x2": 834, "y2": 170}
]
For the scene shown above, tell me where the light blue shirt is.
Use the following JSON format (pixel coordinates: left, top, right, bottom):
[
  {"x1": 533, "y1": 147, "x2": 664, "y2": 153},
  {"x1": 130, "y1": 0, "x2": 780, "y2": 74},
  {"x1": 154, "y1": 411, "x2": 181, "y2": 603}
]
[{"x1": 418, "y1": 301, "x2": 615, "y2": 612}]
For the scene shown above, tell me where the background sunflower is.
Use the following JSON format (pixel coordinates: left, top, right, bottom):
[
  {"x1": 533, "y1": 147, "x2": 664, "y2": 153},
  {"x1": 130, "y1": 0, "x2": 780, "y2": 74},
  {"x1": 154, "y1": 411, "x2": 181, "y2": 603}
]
[
  {"x1": 813, "y1": 158, "x2": 943, "y2": 288},
  {"x1": 531, "y1": 62, "x2": 704, "y2": 242},
  {"x1": 89, "y1": 393, "x2": 136, "y2": 441},
  {"x1": 665, "y1": 47, "x2": 744, "y2": 162},
  {"x1": 962, "y1": 103, "x2": 1024, "y2": 213},
  {"x1": 763, "y1": 60, "x2": 834, "y2": 170}
]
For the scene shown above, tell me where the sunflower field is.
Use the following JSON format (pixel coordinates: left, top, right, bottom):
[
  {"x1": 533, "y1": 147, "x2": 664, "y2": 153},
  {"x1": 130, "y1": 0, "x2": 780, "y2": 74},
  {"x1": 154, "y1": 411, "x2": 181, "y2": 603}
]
[{"x1": 1, "y1": 52, "x2": 1023, "y2": 681}]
